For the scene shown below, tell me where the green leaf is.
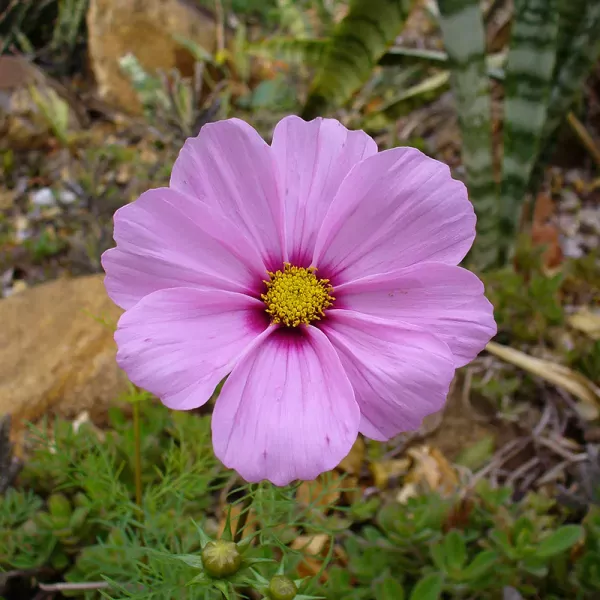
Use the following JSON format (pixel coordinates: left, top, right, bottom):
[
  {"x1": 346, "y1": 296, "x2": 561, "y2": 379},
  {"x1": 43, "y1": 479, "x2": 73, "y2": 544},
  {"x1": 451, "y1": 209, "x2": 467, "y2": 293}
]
[
  {"x1": 326, "y1": 566, "x2": 352, "y2": 592},
  {"x1": 548, "y1": 0, "x2": 600, "y2": 133},
  {"x1": 187, "y1": 572, "x2": 210, "y2": 586},
  {"x1": 536, "y1": 525, "x2": 584, "y2": 558},
  {"x1": 376, "y1": 50, "x2": 506, "y2": 121},
  {"x1": 409, "y1": 573, "x2": 444, "y2": 600},
  {"x1": 499, "y1": 0, "x2": 559, "y2": 244},
  {"x1": 220, "y1": 507, "x2": 234, "y2": 542},
  {"x1": 455, "y1": 435, "x2": 495, "y2": 470},
  {"x1": 213, "y1": 580, "x2": 233, "y2": 599},
  {"x1": 430, "y1": 543, "x2": 447, "y2": 572},
  {"x1": 243, "y1": 557, "x2": 275, "y2": 566},
  {"x1": 69, "y1": 506, "x2": 90, "y2": 529},
  {"x1": 522, "y1": 556, "x2": 549, "y2": 577},
  {"x1": 437, "y1": 0, "x2": 497, "y2": 266},
  {"x1": 379, "y1": 46, "x2": 507, "y2": 78},
  {"x1": 48, "y1": 493, "x2": 72, "y2": 518},
  {"x1": 250, "y1": 78, "x2": 297, "y2": 111},
  {"x1": 373, "y1": 575, "x2": 405, "y2": 600},
  {"x1": 28, "y1": 85, "x2": 71, "y2": 146},
  {"x1": 555, "y1": 0, "x2": 587, "y2": 76},
  {"x1": 173, "y1": 34, "x2": 216, "y2": 65},
  {"x1": 443, "y1": 530, "x2": 467, "y2": 571},
  {"x1": 490, "y1": 529, "x2": 517, "y2": 558},
  {"x1": 379, "y1": 46, "x2": 449, "y2": 66},
  {"x1": 380, "y1": 71, "x2": 451, "y2": 119},
  {"x1": 192, "y1": 520, "x2": 212, "y2": 548},
  {"x1": 301, "y1": 0, "x2": 412, "y2": 119},
  {"x1": 175, "y1": 553, "x2": 204, "y2": 569},
  {"x1": 462, "y1": 550, "x2": 499, "y2": 580}
]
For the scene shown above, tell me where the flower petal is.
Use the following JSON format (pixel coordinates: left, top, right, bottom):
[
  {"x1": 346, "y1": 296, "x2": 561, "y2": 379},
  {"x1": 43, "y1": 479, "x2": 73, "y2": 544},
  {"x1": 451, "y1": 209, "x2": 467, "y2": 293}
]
[
  {"x1": 212, "y1": 326, "x2": 360, "y2": 486},
  {"x1": 312, "y1": 147, "x2": 475, "y2": 283},
  {"x1": 102, "y1": 187, "x2": 266, "y2": 309},
  {"x1": 321, "y1": 310, "x2": 455, "y2": 442},
  {"x1": 115, "y1": 288, "x2": 266, "y2": 410},
  {"x1": 170, "y1": 118, "x2": 284, "y2": 268},
  {"x1": 271, "y1": 116, "x2": 377, "y2": 266},
  {"x1": 336, "y1": 263, "x2": 497, "y2": 367}
]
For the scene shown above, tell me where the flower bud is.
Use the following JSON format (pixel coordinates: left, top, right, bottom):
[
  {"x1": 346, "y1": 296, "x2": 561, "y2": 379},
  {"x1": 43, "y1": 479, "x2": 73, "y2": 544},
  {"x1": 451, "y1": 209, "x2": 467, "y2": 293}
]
[
  {"x1": 268, "y1": 575, "x2": 298, "y2": 600},
  {"x1": 201, "y1": 540, "x2": 242, "y2": 578}
]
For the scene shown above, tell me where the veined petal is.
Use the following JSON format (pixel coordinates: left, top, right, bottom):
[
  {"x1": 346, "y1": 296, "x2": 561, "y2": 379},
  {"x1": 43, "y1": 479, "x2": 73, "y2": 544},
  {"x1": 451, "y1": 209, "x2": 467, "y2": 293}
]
[
  {"x1": 336, "y1": 263, "x2": 496, "y2": 367},
  {"x1": 313, "y1": 147, "x2": 475, "y2": 283},
  {"x1": 170, "y1": 118, "x2": 285, "y2": 268},
  {"x1": 115, "y1": 288, "x2": 266, "y2": 410},
  {"x1": 271, "y1": 115, "x2": 377, "y2": 266},
  {"x1": 102, "y1": 187, "x2": 266, "y2": 309},
  {"x1": 212, "y1": 326, "x2": 360, "y2": 486},
  {"x1": 321, "y1": 310, "x2": 455, "y2": 442}
]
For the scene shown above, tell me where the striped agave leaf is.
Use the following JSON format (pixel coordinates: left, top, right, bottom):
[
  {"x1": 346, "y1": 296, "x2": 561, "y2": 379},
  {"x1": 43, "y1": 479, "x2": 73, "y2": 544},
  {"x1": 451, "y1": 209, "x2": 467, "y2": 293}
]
[
  {"x1": 437, "y1": 0, "x2": 497, "y2": 265},
  {"x1": 301, "y1": 0, "x2": 413, "y2": 119},
  {"x1": 530, "y1": 0, "x2": 600, "y2": 193},
  {"x1": 499, "y1": 0, "x2": 559, "y2": 240},
  {"x1": 554, "y1": 0, "x2": 588, "y2": 76}
]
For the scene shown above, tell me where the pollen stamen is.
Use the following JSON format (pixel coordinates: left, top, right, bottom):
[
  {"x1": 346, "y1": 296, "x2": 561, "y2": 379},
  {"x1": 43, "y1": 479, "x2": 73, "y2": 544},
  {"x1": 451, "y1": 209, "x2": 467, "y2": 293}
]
[{"x1": 261, "y1": 263, "x2": 335, "y2": 327}]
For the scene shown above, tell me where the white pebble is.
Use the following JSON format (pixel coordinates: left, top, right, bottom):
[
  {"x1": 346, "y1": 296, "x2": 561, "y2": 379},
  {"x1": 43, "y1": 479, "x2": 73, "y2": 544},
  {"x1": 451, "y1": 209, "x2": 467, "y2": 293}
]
[{"x1": 30, "y1": 188, "x2": 56, "y2": 207}]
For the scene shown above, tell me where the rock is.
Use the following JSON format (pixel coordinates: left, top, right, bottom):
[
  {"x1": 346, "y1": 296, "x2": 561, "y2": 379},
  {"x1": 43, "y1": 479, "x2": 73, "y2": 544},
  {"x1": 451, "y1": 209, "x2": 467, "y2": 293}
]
[
  {"x1": 559, "y1": 189, "x2": 581, "y2": 213},
  {"x1": 60, "y1": 190, "x2": 77, "y2": 204},
  {"x1": 557, "y1": 214, "x2": 578, "y2": 238},
  {"x1": 87, "y1": 0, "x2": 219, "y2": 114},
  {"x1": 30, "y1": 188, "x2": 56, "y2": 207},
  {"x1": 0, "y1": 274, "x2": 127, "y2": 442},
  {"x1": 561, "y1": 236, "x2": 584, "y2": 259},
  {"x1": 579, "y1": 207, "x2": 600, "y2": 236},
  {"x1": 29, "y1": 187, "x2": 79, "y2": 208},
  {"x1": 0, "y1": 56, "x2": 85, "y2": 150}
]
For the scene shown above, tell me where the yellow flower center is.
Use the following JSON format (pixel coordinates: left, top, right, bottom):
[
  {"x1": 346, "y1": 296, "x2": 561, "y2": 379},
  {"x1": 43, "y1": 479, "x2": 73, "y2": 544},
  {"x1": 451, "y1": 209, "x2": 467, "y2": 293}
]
[{"x1": 261, "y1": 263, "x2": 335, "y2": 327}]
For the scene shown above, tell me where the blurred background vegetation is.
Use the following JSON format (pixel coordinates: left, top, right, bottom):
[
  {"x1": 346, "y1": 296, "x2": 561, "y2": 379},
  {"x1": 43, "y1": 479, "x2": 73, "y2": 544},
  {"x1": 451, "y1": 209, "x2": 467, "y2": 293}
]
[{"x1": 1, "y1": 0, "x2": 600, "y2": 598}]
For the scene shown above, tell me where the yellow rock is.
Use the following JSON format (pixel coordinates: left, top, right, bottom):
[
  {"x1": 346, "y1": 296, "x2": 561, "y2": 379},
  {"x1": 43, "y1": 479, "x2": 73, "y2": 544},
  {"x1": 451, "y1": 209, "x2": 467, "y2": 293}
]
[
  {"x1": 87, "y1": 0, "x2": 219, "y2": 114},
  {"x1": 0, "y1": 274, "x2": 127, "y2": 442}
]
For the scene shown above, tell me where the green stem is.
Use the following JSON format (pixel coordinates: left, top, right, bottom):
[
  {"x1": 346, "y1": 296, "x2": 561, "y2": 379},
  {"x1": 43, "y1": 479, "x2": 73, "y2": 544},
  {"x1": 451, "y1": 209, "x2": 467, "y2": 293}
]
[{"x1": 133, "y1": 400, "x2": 143, "y2": 509}]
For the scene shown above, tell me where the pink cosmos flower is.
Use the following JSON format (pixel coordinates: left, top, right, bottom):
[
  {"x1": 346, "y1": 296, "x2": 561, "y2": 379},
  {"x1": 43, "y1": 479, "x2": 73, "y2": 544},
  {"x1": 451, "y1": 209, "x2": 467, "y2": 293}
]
[{"x1": 102, "y1": 116, "x2": 496, "y2": 486}]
